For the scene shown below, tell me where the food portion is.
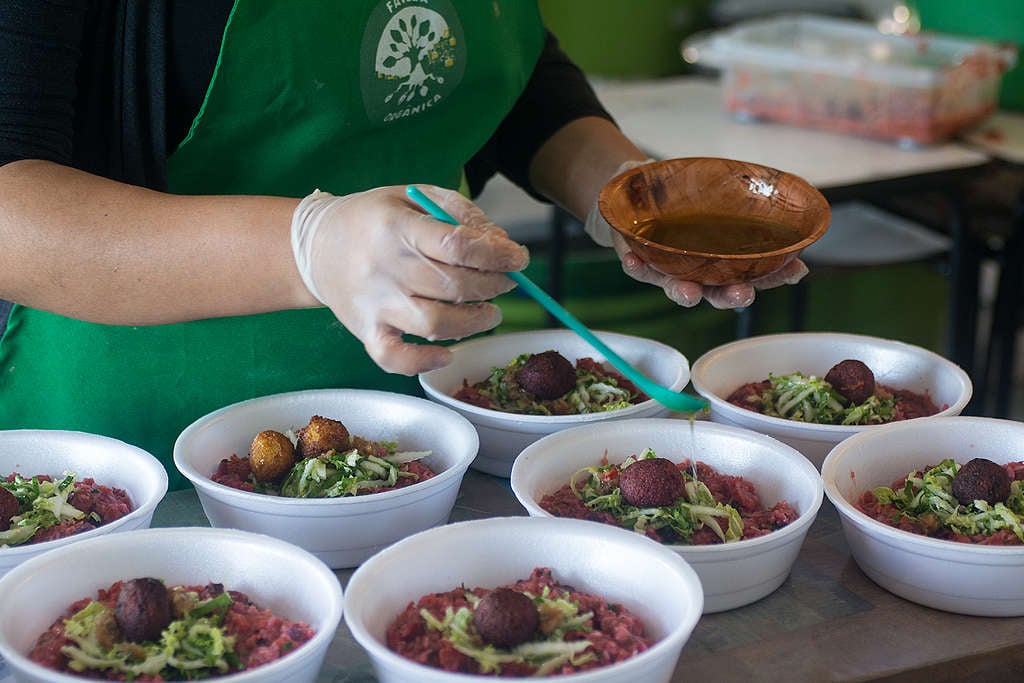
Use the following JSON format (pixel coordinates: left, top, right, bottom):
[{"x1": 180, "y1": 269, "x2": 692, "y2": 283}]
[
  {"x1": 1, "y1": 472, "x2": 133, "y2": 547},
  {"x1": 856, "y1": 458, "x2": 1024, "y2": 545},
  {"x1": 29, "y1": 578, "x2": 315, "y2": 679},
  {"x1": 386, "y1": 567, "x2": 652, "y2": 676},
  {"x1": 211, "y1": 414, "x2": 436, "y2": 497},
  {"x1": 726, "y1": 358, "x2": 942, "y2": 425},
  {"x1": 453, "y1": 350, "x2": 647, "y2": 415},
  {"x1": 540, "y1": 449, "x2": 799, "y2": 545}
]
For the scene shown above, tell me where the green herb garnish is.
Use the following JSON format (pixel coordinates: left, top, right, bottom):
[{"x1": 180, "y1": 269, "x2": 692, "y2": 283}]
[
  {"x1": 0, "y1": 472, "x2": 84, "y2": 547},
  {"x1": 472, "y1": 353, "x2": 638, "y2": 415},
  {"x1": 60, "y1": 589, "x2": 238, "y2": 679},
  {"x1": 870, "y1": 458, "x2": 1024, "y2": 541},
  {"x1": 419, "y1": 589, "x2": 595, "y2": 676},
  {"x1": 570, "y1": 448, "x2": 744, "y2": 544},
  {"x1": 753, "y1": 372, "x2": 895, "y2": 425}
]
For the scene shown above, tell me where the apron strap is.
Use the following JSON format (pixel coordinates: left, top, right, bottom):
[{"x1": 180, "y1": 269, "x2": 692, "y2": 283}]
[{"x1": 0, "y1": 299, "x2": 11, "y2": 338}]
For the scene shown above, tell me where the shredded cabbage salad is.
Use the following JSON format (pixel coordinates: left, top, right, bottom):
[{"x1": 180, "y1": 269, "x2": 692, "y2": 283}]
[
  {"x1": 420, "y1": 586, "x2": 597, "y2": 676},
  {"x1": 60, "y1": 588, "x2": 239, "y2": 679},
  {"x1": 570, "y1": 448, "x2": 744, "y2": 544},
  {"x1": 0, "y1": 472, "x2": 95, "y2": 547},
  {"x1": 871, "y1": 458, "x2": 1024, "y2": 541},
  {"x1": 257, "y1": 432, "x2": 431, "y2": 498},
  {"x1": 472, "y1": 353, "x2": 638, "y2": 415},
  {"x1": 754, "y1": 372, "x2": 895, "y2": 425}
]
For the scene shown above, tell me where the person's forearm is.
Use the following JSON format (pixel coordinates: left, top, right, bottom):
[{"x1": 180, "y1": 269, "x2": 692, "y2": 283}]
[
  {"x1": 0, "y1": 159, "x2": 316, "y2": 325},
  {"x1": 527, "y1": 116, "x2": 647, "y2": 221}
]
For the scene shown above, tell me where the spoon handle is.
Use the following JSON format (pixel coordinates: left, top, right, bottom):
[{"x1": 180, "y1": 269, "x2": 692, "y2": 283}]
[
  {"x1": 405, "y1": 186, "x2": 707, "y2": 413},
  {"x1": 504, "y1": 272, "x2": 668, "y2": 397}
]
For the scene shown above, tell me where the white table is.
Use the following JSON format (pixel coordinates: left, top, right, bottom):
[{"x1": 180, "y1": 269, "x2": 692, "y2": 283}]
[
  {"x1": 592, "y1": 77, "x2": 991, "y2": 191},
  {"x1": 589, "y1": 76, "x2": 994, "y2": 381},
  {"x1": 963, "y1": 111, "x2": 1024, "y2": 165}
]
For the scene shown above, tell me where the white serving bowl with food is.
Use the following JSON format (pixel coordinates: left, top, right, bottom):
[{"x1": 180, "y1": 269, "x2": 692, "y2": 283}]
[
  {"x1": 0, "y1": 526, "x2": 343, "y2": 683},
  {"x1": 822, "y1": 416, "x2": 1024, "y2": 616},
  {"x1": 418, "y1": 329, "x2": 691, "y2": 478},
  {"x1": 173, "y1": 388, "x2": 479, "y2": 569},
  {"x1": 510, "y1": 418, "x2": 823, "y2": 613},
  {"x1": 689, "y1": 332, "x2": 972, "y2": 468},
  {"x1": 0, "y1": 429, "x2": 168, "y2": 578},
  {"x1": 345, "y1": 516, "x2": 702, "y2": 683}
]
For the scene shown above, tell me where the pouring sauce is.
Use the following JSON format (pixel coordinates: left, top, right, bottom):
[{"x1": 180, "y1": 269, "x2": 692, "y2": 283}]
[{"x1": 631, "y1": 213, "x2": 804, "y2": 255}]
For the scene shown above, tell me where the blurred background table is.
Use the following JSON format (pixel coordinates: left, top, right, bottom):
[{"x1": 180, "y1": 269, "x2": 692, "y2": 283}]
[
  {"x1": 146, "y1": 473, "x2": 1024, "y2": 683},
  {"x1": 592, "y1": 77, "x2": 992, "y2": 194},
  {"x1": 959, "y1": 111, "x2": 1024, "y2": 418}
]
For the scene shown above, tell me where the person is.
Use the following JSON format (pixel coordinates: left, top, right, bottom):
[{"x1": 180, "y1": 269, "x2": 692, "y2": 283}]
[{"x1": 0, "y1": 1, "x2": 806, "y2": 489}]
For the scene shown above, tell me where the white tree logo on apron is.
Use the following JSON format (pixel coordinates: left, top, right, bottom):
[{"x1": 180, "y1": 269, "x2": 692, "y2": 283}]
[{"x1": 361, "y1": 1, "x2": 466, "y2": 125}]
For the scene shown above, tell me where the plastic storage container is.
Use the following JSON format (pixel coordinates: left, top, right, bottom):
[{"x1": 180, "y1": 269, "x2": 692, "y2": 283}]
[
  {"x1": 686, "y1": 14, "x2": 1017, "y2": 145},
  {"x1": 917, "y1": 0, "x2": 1024, "y2": 111}
]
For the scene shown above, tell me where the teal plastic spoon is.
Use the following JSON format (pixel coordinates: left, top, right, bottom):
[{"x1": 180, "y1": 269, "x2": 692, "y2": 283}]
[{"x1": 406, "y1": 185, "x2": 707, "y2": 413}]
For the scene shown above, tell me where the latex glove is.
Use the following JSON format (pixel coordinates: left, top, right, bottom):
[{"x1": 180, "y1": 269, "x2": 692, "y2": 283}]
[
  {"x1": 584, "y1": 160, "x2": 809, "y2": 309},
  {"x1": 291, "y1": 185, "x2": 529, "y2": 375}
]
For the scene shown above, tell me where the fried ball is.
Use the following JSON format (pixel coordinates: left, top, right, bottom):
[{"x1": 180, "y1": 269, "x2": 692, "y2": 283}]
[
  {"x1": 473, "y1": 588, "x2": 539, "y2": 648},
  {"x1": 115, "y1": 577, "x2": 172, "y2": 643},
  {"x1": 951, "y1": 458, "x2": 1011, "y2": 505},
  {"x1": 296, "y1": 415, "x2": 350, "y2": 459},
  {"x1": 824, "y1": 359, "x2": 876, "y2": 405},
  {"x1": 249, "y1": 429, "x2": 296, "y2": 482},
  {"x1": 517, "y1": 350, "x2": 576, "y2": 400},
  {"x1": 94, "y1": 609, "x2": 122, "y2": 650},
  {"x1": 169, "y1": 586, "x2": 199, "y2": 619},
  {"x1": 0, "y1": 487, "x2": 19, "y2": 524},
  {"x1": 619, "y1": 457, "x2": 685, "y2": 508}
]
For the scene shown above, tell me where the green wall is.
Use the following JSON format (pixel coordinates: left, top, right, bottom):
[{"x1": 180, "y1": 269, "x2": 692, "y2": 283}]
[{"x1": 539, "y1": 0, "x2": 710, "y2": 78}]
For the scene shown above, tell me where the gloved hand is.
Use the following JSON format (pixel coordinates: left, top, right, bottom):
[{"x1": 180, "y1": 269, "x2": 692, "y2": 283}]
[
  {"x1": 291, "y1": 185, "x2": 529, "y2": 375},
  {"x1": 584, "y1": 159, "x2": 809, "y2": 309}
]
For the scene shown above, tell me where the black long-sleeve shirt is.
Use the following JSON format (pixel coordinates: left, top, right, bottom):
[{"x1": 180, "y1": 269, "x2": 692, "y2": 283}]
[{"x1": 0, "y1": 0, "x2": 613, "y2": 197}]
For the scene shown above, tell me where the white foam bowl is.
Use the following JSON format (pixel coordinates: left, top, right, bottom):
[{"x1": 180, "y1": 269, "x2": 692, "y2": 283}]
[
  {"x1": 511, "y1": 418, "x2": 823, "y2": 613},
  {"x1": 0, "y1": 527, "x2": 343, "y2": 683},
  {"x1": 0, "y1": 429, "x2": 168, "y2": 578},
  {"x1": 690, "y1": 332, "x2": 972, "y2": 468},
  {"x1": 173, "y1": 388, "x2": 479, "y2": 568},
  {"x1": 822, "y1": 416, "x2": 1024, "y2": 616},
  {"x1": 419, "y1": 329, "x2": 691, "y2": 477},
  {"x1": 345, "y1": 516, "x2": 703, "y2": 683}
]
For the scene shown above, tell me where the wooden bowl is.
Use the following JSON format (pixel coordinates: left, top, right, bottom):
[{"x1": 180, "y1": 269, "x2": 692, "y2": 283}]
[{"x1": 598, "y1": 157, "x2": 831, "y2": 285}]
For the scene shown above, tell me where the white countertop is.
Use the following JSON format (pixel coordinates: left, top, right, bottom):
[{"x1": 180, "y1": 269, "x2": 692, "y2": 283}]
[
  {"x1": 592, "y1": 77, "x2": 992, "y2": 189},
  {"x1": 962, "y1": 109, "x2": 1024, "y2": 166}
]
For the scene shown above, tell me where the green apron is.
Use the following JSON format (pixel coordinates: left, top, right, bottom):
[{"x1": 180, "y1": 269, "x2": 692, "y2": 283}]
[{"x1": 0, "y1": 0, "x2": 545, "y2": 489}]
